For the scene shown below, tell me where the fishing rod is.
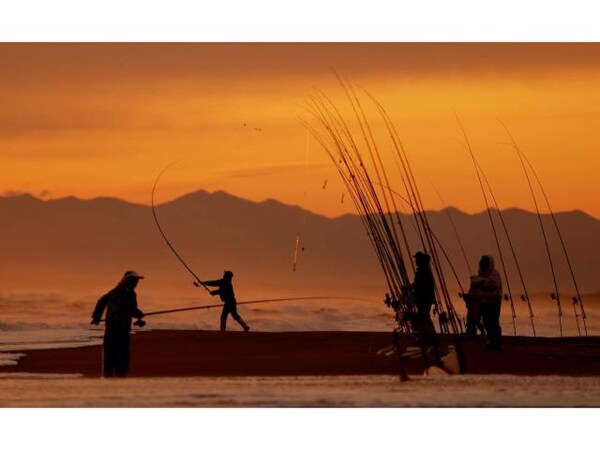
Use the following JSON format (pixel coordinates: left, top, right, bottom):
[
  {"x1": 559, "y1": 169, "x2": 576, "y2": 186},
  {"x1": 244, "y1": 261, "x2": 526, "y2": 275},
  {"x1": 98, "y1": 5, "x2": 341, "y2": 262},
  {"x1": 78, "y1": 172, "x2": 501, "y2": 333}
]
[
  {"x1": 499, "y1": 121, "x2": 586, "y2": 336},
  {"x1": 471, "y1": 156, "x2": 537, "y2": 337},
  {"x1": 455, "y1": 116, "x2": 518, "y2": 336},
  {"x1": 363, "y1": 87, "x2": 466, "y2": 370},
  {"x1": 151, "y1": 161, "x2": 211, "y2": 295},
  {"x1": 498, "y1": 120, "x2": 563, "y2": 337},
  {"x1": 429, "y1": 180, "x2": 473, "y2": 278},
  {"x1": 377, "y1": 182, "x2": 467, "y2": 295},
  {"x1": 98, "y1": 296, "x2": 366, "y2": 322},
  {"x1": 299, "y1": 114, "x2": 405, "y2": 308},
  {"x1": 313, "y1": 83, "x2": 441, "y2": 344},
  {"x1": 362, "y1": 88, "x2": 464, "y2": 338},
  {"x1": 304, "y1": 80, "x2": 467, "y2": 377},
  {"x1": 306, "y1": 91, "x2": 412, "y2": 296},
  {"x1": 361, "y1": 83, "x2": 455, "y2": 328},
  {"x1": 303, "y1": 91, "x2": 421, "y2": 377}
]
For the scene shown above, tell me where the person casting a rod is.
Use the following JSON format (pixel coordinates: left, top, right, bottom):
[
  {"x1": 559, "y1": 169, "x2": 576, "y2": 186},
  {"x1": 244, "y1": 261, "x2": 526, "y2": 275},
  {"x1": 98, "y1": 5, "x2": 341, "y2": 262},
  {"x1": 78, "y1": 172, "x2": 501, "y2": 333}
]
[{"x1": 194, "y1": 270, "x2": 250, "y2": 332}]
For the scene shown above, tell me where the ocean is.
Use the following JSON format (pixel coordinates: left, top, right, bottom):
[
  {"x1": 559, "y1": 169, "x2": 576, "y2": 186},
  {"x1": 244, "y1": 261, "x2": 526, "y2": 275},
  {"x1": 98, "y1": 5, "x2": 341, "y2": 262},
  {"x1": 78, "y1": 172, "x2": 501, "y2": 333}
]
[
  {"x1": 1, "y1": 291, "x2": 599, "y2": 356},
  {"x1": 1, "y1": 292, "x2": 599, "y2": 408}
]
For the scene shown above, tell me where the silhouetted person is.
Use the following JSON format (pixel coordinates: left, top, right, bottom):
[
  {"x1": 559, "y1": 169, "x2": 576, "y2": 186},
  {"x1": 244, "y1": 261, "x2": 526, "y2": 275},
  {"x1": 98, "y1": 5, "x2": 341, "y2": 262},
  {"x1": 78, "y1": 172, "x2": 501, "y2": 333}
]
[
  {"x1": 91, "y1": 270, "x2": 145, "y2": 377},
  {"x1": 411, "y1": 251, "x2": 441, "y2": 366},
  {"x1": 194, "y1": 270, "x2": 250, "y2": 332},
  {"x1": 464, "y1": 274, "x2": 486, "y2": 340},
  {"x1": 469, "y1": 255, "x2": 503, "y2": 351}
]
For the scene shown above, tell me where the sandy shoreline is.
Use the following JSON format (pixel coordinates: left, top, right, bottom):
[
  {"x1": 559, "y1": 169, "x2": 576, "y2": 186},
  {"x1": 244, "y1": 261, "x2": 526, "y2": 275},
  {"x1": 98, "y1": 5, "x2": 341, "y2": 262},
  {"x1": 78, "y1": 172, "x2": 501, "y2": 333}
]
[{"x1": 1, "y1": 330, "x2": 599, "y2": 378}]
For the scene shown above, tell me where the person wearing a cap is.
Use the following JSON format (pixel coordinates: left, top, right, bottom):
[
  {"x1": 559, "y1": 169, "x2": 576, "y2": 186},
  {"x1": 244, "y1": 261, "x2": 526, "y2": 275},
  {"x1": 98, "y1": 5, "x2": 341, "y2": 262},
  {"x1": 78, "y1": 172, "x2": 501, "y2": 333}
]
[
  {"x1": 410, "y1": 251, "x2": 441, "y2": 365},
  {"x1": 194, "y1": 270, "x2": 250, "y2": 332},
  {"x1": 91, "y1": 270, "x2": 146, "y2": 377}
]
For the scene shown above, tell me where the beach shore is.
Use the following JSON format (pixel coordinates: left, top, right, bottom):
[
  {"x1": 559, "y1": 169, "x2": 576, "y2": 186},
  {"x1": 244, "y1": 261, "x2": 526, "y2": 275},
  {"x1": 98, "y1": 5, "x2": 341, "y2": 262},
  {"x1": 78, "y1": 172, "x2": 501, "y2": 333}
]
[{"x1": 1, "y1": 330, "x2": 599, "y2": 378}]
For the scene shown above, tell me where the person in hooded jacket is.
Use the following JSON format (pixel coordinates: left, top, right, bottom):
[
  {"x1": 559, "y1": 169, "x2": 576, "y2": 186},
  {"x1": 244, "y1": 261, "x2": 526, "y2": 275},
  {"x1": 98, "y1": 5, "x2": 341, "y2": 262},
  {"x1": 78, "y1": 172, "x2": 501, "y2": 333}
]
[
  {"x1": 194, "y1": 270, "x2": 250, "y2": 332},
  {"x1": 469, "y1": 255, "x2": 503, "y2": 350},
  {"x1": 91, "y1": 270, "x2": 146, "y2": 377}
]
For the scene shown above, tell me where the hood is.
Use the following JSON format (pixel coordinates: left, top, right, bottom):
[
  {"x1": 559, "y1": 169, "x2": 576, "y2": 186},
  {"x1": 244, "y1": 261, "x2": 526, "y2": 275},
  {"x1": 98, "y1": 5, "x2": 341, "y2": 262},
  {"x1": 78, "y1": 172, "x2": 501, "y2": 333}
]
[{"x1": 486, "y1": 254, "x2": 496, "y2": 271}]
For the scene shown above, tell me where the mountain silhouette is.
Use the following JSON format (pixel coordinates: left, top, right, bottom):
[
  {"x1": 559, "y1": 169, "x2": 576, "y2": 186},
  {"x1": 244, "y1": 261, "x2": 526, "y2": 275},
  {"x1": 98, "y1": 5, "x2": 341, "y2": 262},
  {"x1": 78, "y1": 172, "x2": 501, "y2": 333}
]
[{"x1": 0, "y1": 191, "x2": 598, "y2": 300}]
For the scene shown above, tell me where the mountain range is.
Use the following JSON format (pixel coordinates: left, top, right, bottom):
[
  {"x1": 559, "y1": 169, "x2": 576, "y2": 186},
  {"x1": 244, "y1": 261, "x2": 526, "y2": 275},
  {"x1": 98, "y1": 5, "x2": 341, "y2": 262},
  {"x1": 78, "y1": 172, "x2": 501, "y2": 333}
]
[{"x1": 0, "y1": 191, "x2": 598, "y2": 300}]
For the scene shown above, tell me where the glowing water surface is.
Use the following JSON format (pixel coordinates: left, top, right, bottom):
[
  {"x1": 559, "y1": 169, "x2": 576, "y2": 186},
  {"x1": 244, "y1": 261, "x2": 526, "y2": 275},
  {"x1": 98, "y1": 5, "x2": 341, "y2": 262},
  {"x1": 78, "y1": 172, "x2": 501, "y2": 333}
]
[{"x1": 0, "y1": 374, "x2": 598, "y2": 407}]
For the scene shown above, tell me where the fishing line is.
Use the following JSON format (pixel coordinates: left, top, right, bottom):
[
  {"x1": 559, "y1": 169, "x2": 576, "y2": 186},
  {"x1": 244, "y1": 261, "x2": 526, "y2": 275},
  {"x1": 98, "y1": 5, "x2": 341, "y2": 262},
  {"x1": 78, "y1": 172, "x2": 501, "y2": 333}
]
[
  {"x1": 98, "y1": 296, "x2": 371, "y2": 322},
  {"x1": 293, "y1": 128, "x2": 312, "y2": 272},
  {"x1": 151, "y1": 160, "x2": 211, "y2": 294}
]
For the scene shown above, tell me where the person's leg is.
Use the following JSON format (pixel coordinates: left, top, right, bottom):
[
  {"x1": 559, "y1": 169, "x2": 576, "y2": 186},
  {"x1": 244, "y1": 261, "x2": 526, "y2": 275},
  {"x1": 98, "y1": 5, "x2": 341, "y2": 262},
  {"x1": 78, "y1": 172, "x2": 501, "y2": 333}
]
[
  {"x1": 415, "y1": 305, "x2": 441, "y2": 367},
  {"x1": 230, "y1": 302, "x2": 250, "y2": 331},
  {"x1": 220, "y1": 304, "x2": 229, "y2": 331},
  {"x1": 481, "y1": 301, "x2": 501, "y2": 350},
  {"x1": 114, "y1": 332, "x2": 131, "y2": 377},
  {"x1": 481, "y1": 302, "x2": 492, "y2": 341},
  {"x1": 466, "y1": 300, "x2": 478, "y2": 339},
  {"x1": 492, "y1": 300, "x2": 502, "y2": 348},
  {"x1": 103, "y1": 333, "x2": 115, "y2": 378}
]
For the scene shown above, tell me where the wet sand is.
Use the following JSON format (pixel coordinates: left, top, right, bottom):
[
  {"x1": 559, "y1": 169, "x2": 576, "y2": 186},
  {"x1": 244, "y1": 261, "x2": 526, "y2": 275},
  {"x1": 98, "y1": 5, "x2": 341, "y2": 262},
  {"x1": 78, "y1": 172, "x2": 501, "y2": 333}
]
[{"x1": 1, "y1": 330, "x2": 599, "y2": 377}]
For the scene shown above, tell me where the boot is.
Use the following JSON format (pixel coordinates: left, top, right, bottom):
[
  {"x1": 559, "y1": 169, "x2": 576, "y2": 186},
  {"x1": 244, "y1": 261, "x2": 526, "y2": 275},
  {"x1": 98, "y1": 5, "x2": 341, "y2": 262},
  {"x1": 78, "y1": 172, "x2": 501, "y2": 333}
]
[
  {"x1": 220, "y1": 319, "x2": 227, "y2": 332},
  {"x1": 236, "y1": 317, "x2": 250, "y2": 332}
]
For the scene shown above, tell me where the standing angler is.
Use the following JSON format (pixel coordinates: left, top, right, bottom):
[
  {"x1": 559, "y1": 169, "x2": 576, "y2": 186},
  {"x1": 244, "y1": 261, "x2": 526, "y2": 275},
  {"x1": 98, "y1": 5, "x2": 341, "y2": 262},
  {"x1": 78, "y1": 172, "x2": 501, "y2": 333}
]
[
  {"x1": 91, "y1": 270, "x2": 146, "y2": 377},
  {"x1": 194, "y1": 270, "x2": 250, "y2": 332},
  {"x1": 411, "y1": 251, "x2": 442, "y2": 367},
  {"x1": 469, "y1": 255, "x2": 503, "y2": 351}
]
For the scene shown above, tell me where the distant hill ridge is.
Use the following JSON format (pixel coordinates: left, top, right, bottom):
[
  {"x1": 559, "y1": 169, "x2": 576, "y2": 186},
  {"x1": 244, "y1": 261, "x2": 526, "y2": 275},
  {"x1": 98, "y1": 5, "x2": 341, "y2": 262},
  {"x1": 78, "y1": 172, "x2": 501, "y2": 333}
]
[
  {"x1": 0, "y1": 190, "x2": 598, "y2": 295},
  {"x1": 1, "y1": 190, "x2": 595, "y2": 220}
]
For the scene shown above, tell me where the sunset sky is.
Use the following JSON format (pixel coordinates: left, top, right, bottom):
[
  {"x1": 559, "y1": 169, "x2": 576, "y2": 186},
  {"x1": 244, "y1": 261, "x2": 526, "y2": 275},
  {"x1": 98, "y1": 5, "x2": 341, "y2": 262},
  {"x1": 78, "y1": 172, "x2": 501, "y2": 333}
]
[{"x1": 1, "y1": 43, "x2": 599, "y2": 218}]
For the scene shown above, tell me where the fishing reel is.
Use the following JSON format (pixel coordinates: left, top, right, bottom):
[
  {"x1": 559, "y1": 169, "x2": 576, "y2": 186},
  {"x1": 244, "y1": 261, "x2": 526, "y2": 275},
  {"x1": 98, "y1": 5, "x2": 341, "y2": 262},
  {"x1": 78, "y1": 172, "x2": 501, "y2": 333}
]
[{"x1": 134, "y1": 318, "x2": 146, "y2": 327}]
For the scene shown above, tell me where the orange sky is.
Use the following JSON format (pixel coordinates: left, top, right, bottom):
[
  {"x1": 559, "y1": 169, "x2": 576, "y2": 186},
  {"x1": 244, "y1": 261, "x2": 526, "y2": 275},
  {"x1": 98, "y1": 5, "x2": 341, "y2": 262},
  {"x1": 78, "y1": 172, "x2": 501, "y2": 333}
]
[{"x1": 0, "y1": 43, "x2": 599, "y2": 218}]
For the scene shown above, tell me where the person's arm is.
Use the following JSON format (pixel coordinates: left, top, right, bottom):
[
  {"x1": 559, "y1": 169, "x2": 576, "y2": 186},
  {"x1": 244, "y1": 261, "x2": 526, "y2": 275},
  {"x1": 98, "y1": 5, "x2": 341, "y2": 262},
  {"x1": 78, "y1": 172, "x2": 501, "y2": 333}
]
[
  {"x1": 201, "y1": 279, "x2": 221, "y2": 287},
  {"x1": 130, "y1": 292, "x2": 144, "y2": 319},
  {"x1": 91, "y1": 293, "x2": 109, "y2": 325}
]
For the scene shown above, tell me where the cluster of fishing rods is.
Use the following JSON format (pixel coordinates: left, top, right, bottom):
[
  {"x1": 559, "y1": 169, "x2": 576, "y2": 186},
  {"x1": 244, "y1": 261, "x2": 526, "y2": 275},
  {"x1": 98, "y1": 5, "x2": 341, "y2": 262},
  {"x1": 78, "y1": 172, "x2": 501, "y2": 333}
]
[
  {"x1": 300, "y1": 77, "x2": 468, "y2": 376},
  {"x1": 300, "y1": 76, "x2": 587, "y2": 348},
  {"x1": 456, "y1": 118, "x2": 587, "y2": 337}
]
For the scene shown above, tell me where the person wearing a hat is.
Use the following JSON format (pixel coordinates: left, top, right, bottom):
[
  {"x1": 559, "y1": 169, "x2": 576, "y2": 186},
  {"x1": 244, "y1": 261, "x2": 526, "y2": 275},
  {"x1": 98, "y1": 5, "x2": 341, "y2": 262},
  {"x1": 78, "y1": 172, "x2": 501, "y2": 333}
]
[
  {"x1": 91, "y1": 270, "x2": 146, "y2": 377},
  {"x1": 194, "y1": 270, "x2": 250, "y2": 332},
  {"x1": 410, "y1": 251, "x2": 441, "y2": 365}
]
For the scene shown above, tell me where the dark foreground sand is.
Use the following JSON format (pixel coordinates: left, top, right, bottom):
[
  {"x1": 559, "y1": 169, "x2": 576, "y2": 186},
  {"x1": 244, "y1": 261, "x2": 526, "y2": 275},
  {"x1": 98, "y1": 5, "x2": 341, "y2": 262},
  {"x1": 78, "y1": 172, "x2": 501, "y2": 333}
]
[{"x1": 1, "y1": 330, "x2": 599, "y2": 377}]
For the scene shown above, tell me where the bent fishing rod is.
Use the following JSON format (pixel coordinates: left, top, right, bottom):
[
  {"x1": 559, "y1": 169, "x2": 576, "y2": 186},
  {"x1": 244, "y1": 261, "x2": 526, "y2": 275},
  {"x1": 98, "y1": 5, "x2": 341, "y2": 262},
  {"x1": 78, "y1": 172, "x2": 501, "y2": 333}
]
[
  {"x1": 429, "y1": 180, "x2": 473, "y2": 278},
  {"x1": 377, "y1": 182, "x2": 468, "y2": 296},
  {"x1": 455, "y1": 116, "x2": 519, "y2": 336},
  {"x1": 498, "y1": 120, "x2": 563, "y2": 336},
  {"x1": 472, "y1": 155, "x2": 537, "y2": 337},
  {"x1": 151, "y1": 160, "x2": 211, "y2": 295},
  {"x1": 499, "y1": 119, "x2": 585, "y2": 336}
]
